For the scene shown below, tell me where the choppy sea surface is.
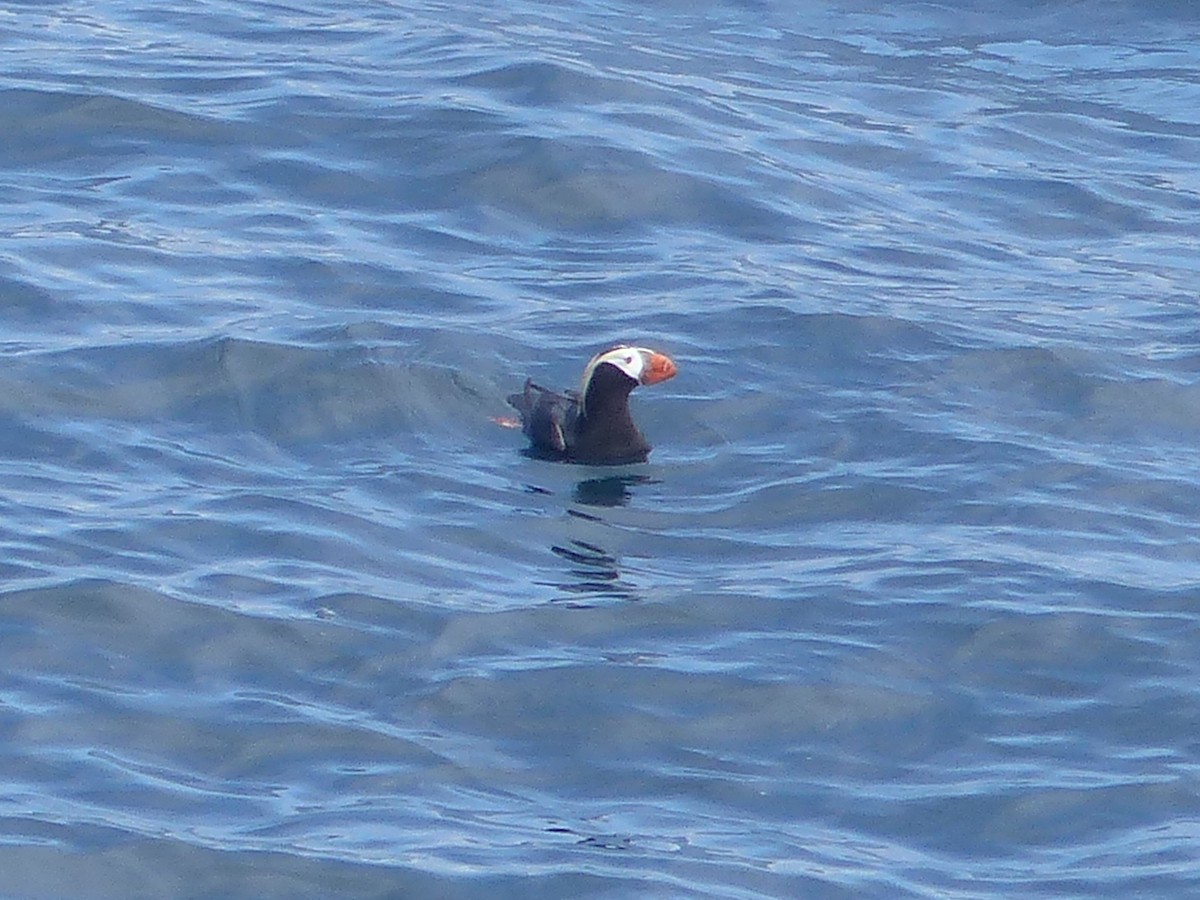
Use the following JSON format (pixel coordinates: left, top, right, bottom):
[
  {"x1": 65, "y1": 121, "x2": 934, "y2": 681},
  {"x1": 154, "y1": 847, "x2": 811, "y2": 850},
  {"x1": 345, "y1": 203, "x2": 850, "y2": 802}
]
[{"x1": 2, "y1": 1, "x2": 1199, "y2": 897}]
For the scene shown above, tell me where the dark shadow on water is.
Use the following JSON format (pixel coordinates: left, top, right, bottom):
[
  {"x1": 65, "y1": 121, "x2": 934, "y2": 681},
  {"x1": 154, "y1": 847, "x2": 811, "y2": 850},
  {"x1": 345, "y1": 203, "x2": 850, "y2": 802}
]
[
  {"x1": 541, "y1": 539, "x2": 640, "y2": 605},
  {"x1": 572, "y1": 474, "x2": 655, "y2": 508},
  {"x1": 546, "y1": 824, "x2": 634, "y2": 851},
  {"x1": 516, "y1": 448, "x2": 657, "y2": 508},
  {"x1": 515, "y1": 469, "x2": 665, "y2": 604},
  {"x1": 531, "y1": 474, "x2": 658, "y2": 605}
]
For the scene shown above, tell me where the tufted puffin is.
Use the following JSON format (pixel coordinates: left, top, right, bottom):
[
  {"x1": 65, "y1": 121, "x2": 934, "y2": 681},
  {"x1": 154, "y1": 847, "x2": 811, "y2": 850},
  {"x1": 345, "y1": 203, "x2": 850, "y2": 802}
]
[{"x1": 507, "y1": 346, "x2": 677, "y2": 465}]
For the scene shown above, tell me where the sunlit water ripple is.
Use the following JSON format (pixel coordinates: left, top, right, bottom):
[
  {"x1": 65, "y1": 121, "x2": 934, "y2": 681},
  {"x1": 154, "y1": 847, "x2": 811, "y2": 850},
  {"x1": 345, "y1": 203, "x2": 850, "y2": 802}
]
[{"x1": 2, "y1": 1, "x2": 1199, "y2": 897}]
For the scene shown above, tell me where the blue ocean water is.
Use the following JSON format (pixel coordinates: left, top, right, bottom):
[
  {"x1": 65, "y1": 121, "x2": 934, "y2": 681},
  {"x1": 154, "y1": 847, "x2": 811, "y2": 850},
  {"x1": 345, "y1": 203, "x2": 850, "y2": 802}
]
[{"x1": 2, "y1": 0, "x2": 1199, "y2": 896}]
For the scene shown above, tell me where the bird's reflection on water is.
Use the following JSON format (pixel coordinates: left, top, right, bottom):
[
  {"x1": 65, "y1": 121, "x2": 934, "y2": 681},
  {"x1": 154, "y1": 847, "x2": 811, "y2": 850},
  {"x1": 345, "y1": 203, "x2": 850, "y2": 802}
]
[
  {"x1": 534, "y1": 474, "x2": 658, "y2": 605},
  {"x1": 573, "y1": 474, "x2": 655, "y2": 508},
  {"x1": 547, "y1": 539, "x2": 638, "y2": 603}
]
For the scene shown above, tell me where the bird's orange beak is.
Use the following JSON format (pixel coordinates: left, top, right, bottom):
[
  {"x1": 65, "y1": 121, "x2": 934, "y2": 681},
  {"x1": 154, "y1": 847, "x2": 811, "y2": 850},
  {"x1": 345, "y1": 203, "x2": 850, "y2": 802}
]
[{"x1": 641, "y1": 352, "x2": 677, "y2": 385}]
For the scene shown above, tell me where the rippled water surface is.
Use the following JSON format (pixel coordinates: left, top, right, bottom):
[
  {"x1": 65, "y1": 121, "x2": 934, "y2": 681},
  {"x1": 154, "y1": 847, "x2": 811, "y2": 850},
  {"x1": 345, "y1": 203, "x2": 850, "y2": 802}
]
[{"x1": 3, "y1": 1, "x2": 1200, "y2": 897}]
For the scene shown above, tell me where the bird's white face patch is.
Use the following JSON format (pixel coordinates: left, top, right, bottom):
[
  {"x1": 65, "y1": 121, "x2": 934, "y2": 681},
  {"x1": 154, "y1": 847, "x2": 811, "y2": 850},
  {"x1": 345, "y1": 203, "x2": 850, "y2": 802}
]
[
  {"x1": 579, "y1": 346, "x2": 650, "y2": 416},
  {"x1": 580, "y1": 346, "x2": 646, "y2": 393},
  {"x1": 595, "y1": 347, "x2": 646, "y2": 381}
]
